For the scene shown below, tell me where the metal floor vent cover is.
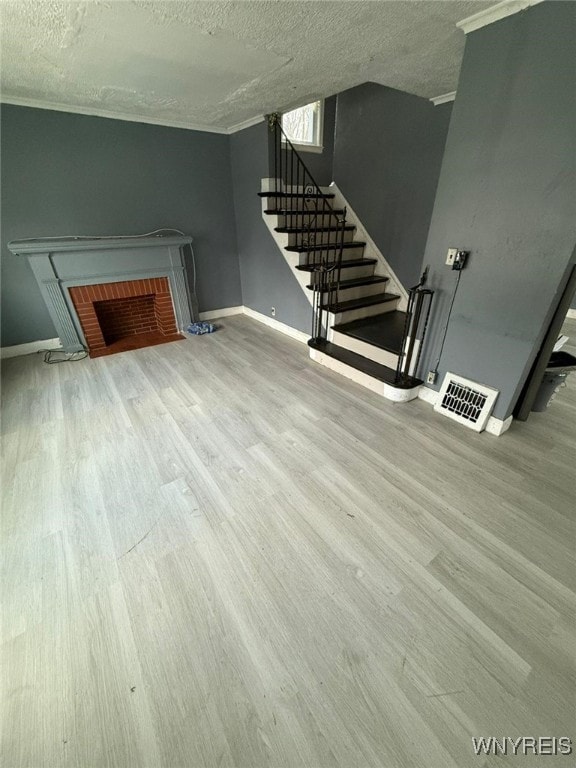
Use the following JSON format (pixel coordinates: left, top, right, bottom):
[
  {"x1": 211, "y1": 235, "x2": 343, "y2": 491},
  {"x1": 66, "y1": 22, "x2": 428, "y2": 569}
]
[{"x1": 434, "y1": 373, "x2": 499, "y2": 432}]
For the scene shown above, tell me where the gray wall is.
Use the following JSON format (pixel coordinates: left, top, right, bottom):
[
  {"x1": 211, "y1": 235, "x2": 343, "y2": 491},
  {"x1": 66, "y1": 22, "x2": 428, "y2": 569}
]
[
  {"x1": 333, "y1": 83, "x2": 452, "y2": 288},
  {"x1": 0, "y1": 105, "x2": 242, "y2": 346},
  {"x1": 231, "y1": 121, "x2": 313, "y2": 335},
  {"x1": 419, "y1": 1, "x2": 576, "y2": 420}
]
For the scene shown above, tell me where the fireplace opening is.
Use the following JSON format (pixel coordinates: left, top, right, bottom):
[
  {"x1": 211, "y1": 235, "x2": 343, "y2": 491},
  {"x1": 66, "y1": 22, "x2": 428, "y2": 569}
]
[
  {"x1": 94, "y1": 295, "x2": 156, "y2": 344},
  {"x1": 69, "y1": 277, "x2": 185, "y2": 358}
]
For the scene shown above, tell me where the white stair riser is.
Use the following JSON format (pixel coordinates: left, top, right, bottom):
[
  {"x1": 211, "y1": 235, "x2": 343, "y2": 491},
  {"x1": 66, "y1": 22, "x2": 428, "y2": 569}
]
[
  {"x1": 284, "y1": 230, "x2": 356, "y2": 247},
  {"x1": 286, "y1": 252, "x2": 370, "y2": 271},
  {"x1": 265, "y1": 198, "x2": 338, "y2": 213},
  {"x1": 328, "y1": 299, "x2": 399, "y2": 325},
  {"x1": 318, "y1": 281, "x2": 388, "y2": 301},
  {"x1": 329, "y1": 329, "x2": 400, "y2": 368},
  {"x1": 306, "y1": 264, "x2": 376, "y2": 283},
  {"x1": 309, "y1": 348, "x2": 420, "y2": 403},
  {"x1": 272, "y1": 213, "x2": 344, "y2": 229},
  {"x1": 297, "y1": 247, "x2": 365, "y2": 265}
]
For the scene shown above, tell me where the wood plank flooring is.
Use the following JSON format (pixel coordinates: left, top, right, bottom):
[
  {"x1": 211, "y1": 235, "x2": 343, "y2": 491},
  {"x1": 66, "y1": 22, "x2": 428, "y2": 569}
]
[{"x1": 1, "y1": 314, "x2": 575, "y2": 768}]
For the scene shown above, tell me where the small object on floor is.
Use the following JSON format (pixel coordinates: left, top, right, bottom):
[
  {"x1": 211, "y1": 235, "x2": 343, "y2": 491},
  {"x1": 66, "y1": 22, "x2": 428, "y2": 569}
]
[
  {"x1": 40, "y1": 349, "x2": 88, "y2": 364},
  {"x1": 186, "y1": 321, "x2": 216, "y2": 335}
]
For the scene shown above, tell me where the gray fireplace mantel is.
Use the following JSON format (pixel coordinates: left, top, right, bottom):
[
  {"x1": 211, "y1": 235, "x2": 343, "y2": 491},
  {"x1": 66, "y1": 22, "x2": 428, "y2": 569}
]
[{"x1": 7, "y1": 234, "x2": 194, "y2": 352}]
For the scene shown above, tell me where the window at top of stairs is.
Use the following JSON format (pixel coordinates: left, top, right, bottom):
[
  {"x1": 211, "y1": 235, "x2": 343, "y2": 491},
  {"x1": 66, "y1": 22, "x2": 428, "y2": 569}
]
[{"x1": 282, "y1": 101, "x2": 323, "y2": 153}]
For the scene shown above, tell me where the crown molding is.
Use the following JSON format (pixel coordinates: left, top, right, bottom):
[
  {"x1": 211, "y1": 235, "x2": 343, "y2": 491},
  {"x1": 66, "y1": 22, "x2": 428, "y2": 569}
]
[
  {"x1": 430, "y1": 91, "x2": 456, "y2": 106},
  {"x1": 227, "y1": 115, "x2": 265, "y2": 134},
  {"x1": 0, "y1": 96, "x2": 262, "y2": 136},
  {"x1": 456, "y1": 0, "x2": 546, "y2": 34}
]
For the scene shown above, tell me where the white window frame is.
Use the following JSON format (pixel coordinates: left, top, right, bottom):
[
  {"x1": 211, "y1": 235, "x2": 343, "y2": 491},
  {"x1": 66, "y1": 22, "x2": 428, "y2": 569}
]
[{"x1": 281, "y1": 100, "x2": 324, "y2": 154}]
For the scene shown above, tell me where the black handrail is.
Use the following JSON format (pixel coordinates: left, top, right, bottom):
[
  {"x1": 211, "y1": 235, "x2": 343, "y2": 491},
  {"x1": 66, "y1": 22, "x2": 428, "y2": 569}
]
[
  {"x1": 395, "y1": 267, "x2": 434, "y2": 384},
  {"x1": 268, "y1": 113, "x2": 347, "y2": 341}
]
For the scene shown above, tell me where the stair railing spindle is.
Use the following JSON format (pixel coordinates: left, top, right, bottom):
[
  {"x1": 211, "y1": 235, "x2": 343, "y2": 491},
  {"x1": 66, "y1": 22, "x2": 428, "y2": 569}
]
[{"x1": 269, "y1": 116, "x2": 346, "y2": 342}]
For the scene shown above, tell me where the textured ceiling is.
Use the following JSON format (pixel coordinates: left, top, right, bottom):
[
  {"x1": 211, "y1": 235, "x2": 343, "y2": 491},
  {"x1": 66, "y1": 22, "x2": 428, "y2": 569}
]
[{"x1": 0, "y1": 1, "x2": 493, "y2": 132}]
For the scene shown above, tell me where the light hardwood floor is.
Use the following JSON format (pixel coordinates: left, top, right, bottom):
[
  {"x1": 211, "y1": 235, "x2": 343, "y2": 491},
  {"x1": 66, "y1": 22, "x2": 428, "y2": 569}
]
[{"x1": 1, "y1": 315, "x2": 575, "y2": 768}]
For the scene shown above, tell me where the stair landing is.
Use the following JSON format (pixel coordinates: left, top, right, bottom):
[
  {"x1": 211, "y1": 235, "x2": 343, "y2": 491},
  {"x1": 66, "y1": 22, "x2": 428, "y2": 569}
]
[
  {"x1": 308, "y1": 338, "x2": 421, "y2": 402},
  {"x1": 333, "y1": 311, "x2": 407, "y2": 355}
]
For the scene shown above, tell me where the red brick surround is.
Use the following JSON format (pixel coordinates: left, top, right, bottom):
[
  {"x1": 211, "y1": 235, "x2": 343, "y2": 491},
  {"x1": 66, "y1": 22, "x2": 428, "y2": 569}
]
[{"x1": 69, "y1": 277, "x2": 178, "y2": 355}]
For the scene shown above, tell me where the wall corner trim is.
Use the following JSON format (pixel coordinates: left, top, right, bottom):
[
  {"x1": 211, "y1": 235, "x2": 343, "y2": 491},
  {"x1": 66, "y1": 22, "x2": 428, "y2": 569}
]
[
  {"x1": 456, "y1": 0, "x2": 545, "y2": 34},
  {"x1": 0, "y1": 337, "x2": 62, "y2": 360},
  {"x1": 417, "y1": 385, "x2": 513, "y2": 436},
  {"x1": 430, "y1": 92, "x2": 456, "y2": 106}
]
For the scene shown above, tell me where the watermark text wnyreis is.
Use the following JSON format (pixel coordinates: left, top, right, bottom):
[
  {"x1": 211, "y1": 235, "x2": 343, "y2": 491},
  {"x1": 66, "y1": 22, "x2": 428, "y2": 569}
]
[{"x1": 472, "y1": 737, "x2": 572, "y2": 756}]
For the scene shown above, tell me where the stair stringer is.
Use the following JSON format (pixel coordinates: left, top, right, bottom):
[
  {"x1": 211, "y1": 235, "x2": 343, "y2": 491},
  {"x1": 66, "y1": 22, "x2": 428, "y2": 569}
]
[{"x1": 328, "y1": 182, "x2": 409, "y2": 312}]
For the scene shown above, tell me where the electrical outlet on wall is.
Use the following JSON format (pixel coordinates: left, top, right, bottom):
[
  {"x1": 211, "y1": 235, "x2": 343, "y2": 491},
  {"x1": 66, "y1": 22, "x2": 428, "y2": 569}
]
[
  {"x1": 446, "y1": 248, "x2": 458, "y2": 267},
  {"x1": 271, "y1": 307, "x2": 276, "y2": 317}
]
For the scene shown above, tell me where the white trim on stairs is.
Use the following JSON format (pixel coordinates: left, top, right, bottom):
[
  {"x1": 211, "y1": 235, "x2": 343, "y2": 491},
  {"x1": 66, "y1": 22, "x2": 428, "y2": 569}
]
[
  {"x1": 327, "y1": 183, "x2": 409, "y2": 310},
  {"x1": 565, "y1": 308, "x2": 576, "y2": 320},
  {"x1": 309, "y1": 347, "x2": 419, "y2": 402}
]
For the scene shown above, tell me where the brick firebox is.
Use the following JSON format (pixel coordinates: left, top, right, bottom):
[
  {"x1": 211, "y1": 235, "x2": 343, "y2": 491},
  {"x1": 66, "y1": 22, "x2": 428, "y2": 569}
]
[{"x1": 69, "y1": 277, "x2": 181, "y2": 357}]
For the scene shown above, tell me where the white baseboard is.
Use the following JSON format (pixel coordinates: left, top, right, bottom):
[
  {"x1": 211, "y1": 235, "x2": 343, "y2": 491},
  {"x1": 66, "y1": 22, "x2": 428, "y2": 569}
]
[
  {"x1": 417, "y1": 385, "x2": 513, "y2": 436},
  {"x1": 0, "y1": 337, "x2": 62, "y2": 360},
  {"x1": 566, "y1": 308, "x2": 576, "y2": 320},
  {"x1": 417, "y1": 385, "x2": 439, "y2": 406},
  {"x1": 0, "y1": 307, "x2": 303, "y2": 359},
  {"x1": 242, "y1": 306, "x2": 309, "y2": 344},
  {"x1": 485, "y1": 414, "x2": 513, "y2": 436},
  {"x1": 199, "y1": 306, "x2": 244, "y2": 321}
]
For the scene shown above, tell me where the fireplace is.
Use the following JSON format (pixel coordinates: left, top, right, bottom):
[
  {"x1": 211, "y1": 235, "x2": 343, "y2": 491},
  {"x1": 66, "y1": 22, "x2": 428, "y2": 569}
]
[
  {"x1": 7, "y1": 234, "x2": 194, "y2": 355},
  {"x1": 68, "y1": 277, "x2": 183, "y2": 357}
]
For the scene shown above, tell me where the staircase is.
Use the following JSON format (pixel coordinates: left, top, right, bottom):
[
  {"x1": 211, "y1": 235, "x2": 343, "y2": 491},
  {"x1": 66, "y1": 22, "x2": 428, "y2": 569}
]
[{"x1": 259, "y1": 115, "x2": 433, "y2": 403}]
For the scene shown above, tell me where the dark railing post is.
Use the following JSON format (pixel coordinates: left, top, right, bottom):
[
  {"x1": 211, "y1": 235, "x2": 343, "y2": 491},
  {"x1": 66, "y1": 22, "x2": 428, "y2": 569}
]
[{"x1": 395, "y1": 267, "x2": 434, "y2": 384}]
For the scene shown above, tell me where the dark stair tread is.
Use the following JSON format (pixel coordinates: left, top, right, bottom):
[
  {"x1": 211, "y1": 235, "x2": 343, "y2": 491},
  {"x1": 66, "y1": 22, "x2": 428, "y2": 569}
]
[
  {"x1": 258, "y1": 191, "x2": 335, "y2": 199},
  {"x1": 285, "y1": 241, "x2": 366, "y2": 253},
  {"x1": 306, "y1": 275, "x2": 389, "y2": 291},
  {"x1": 321, "y1": 292, "x2": 399, "y2": 313},
  {"x1": 275, "y1": 224, "x2": 355, "y2": 234},
  {"x1": 332, "y1": 311, "x2": 408, "y2": 355},
  {"x1": 264, "y1": 208, "x2": 346, "y2": 216},
  {"x1": 308, "y1": 339, "x2": 421, "y2": 389},
  {"x1": 295, "y1": 257, "x2": 376, "y2": 272}
]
